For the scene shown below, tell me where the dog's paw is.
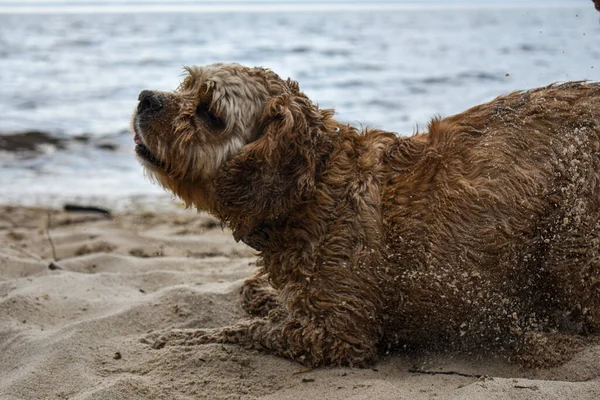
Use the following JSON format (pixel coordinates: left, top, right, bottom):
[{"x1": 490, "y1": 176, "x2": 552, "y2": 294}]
[
  {"x1": 240, "y1": 276, "x2": 278, "y2": 317},
  {"x1": 141, "y1": 329, "x2": 218, "y2": 349}
]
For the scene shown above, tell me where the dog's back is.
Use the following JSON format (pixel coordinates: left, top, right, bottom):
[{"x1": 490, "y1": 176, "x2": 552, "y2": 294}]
[{"x1": 379, "y1": 82, "x2": 600, "y2": 361}]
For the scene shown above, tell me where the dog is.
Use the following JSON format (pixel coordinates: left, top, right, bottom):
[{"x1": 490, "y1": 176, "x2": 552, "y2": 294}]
[{"x1": 133, "y1": 63, "x2": 600, "y2": 367}]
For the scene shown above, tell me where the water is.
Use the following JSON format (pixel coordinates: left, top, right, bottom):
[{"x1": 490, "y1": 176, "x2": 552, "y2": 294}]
[{"x1": 0, "y1": 1, "x2": 598, "y2": 207}]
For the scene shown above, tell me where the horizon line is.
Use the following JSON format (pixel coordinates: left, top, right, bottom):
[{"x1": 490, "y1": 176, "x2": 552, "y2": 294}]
[{"x1": 0, "y1": 1, "x2": 586, "y2": 14}]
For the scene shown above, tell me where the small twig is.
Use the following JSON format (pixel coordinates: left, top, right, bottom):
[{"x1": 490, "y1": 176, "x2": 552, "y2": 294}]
[
  {"x1": 8, "y1": 244, "x2": 42, "y2": 261},
  {"x1": 292, "y1": 368, "x2": 314, "y2": 376},
  {"x1": 46, "y1": 212, "x2": 58, "y2": 261},
  {"x1": 514, "y1": 385, "x2": 539, "y2": 391},
  {"x1": 409, "y1": 368, "x2": 485, "y2": 379},
  {"x1": 63, "y1": 204, "x2": 112, "y2": 218}
]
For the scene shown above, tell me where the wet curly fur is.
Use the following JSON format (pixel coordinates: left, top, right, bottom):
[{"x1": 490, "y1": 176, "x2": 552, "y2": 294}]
[{"x1": 133, "y1": 63, "x2": 600, "y2": 367}]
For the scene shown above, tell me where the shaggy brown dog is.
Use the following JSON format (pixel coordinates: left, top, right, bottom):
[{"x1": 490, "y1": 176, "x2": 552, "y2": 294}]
[{"x1": 133, "y1": 63, "x2": 600, "y2": 367}]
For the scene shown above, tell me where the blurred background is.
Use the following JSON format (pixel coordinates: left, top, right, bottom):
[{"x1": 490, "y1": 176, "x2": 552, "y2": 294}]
[{"x1": 0, "y1": 0, "x2": 598, "y2": 209}]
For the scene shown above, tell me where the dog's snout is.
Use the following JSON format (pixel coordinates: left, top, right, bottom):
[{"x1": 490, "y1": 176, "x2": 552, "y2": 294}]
[{"x1": 138, "y1": 90, "x2": 163, "y2": 113}]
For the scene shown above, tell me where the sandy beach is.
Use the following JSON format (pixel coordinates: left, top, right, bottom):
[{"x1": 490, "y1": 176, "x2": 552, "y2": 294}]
[{"x1": 0, "y1": 203, "x2": 599, "y2": 399}]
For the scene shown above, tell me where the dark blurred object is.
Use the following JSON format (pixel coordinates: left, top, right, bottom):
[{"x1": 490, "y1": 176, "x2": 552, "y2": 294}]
[
  {"x1": 594, "y1": 0, "x2": 600, "y2": 12},
  {"x1": 64, "y1": 204, "x2": 112, "y2": 217},
  {"x1": 0, "y1": 131, "x2": 65, "y2": 152}
]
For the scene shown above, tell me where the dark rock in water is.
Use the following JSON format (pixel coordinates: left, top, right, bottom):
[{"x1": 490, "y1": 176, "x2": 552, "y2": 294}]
[
  {"x1": 96, "y1": 142, "x2": 118, "y2": 151},
  {"x1": 73, "y1": 134, "x2": 91, "y2": 143},
  {"x1": 0, "y1": 131, "x2": 66, "y2": 152}
]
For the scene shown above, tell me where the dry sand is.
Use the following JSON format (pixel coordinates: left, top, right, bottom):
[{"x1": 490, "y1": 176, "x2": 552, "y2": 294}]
[{"x1": 1, "y1": 204, "x2": 600, "y2": 400}]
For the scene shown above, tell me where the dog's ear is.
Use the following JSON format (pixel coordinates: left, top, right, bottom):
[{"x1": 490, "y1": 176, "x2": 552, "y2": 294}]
[{"x1": 216, "y1": 87, "x2": 326, "y2": 241}]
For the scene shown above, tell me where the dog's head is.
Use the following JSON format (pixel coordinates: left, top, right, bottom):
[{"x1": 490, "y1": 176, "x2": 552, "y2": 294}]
[
  {"x1": 132, "y1": 63, "x2": 283, "y2": 182},
  {"x1": 133, "y1": 63, "x2": 335, "y2": 235}
]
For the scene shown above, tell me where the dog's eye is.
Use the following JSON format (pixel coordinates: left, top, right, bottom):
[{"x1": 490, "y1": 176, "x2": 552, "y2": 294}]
[{"x1": 196, "y1": 103, "x2": 224, "y2": 130}]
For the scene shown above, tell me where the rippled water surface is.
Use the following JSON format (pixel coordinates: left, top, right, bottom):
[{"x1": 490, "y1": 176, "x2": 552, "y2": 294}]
[{"x1": 0, "y1": 2, "x2": 598, "y2": 205}]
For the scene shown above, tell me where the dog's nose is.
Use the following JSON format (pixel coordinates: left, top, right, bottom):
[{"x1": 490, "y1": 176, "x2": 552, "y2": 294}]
[{"x1": 138, "y1": 90, "x2": 163, "y2": 113}]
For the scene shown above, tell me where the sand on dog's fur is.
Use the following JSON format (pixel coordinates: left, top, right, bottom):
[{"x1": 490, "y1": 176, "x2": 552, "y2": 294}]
[
  {"x1": 1, "y1": 205, "x2": 600, "y2": 399},
  {"x1": 132, "y1": 63, "x2": 600, "y2": 367}
]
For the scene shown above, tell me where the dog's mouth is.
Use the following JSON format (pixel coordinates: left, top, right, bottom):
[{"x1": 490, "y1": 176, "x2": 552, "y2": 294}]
[{"x1": 133, "y1": 127, "x2": 164, "y2": 168}]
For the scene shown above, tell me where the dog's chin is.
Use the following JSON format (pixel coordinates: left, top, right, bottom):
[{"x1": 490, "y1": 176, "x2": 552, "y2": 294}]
[
  {"x1": 135, "y1": 143, "x2": 163, "y2": 169},
  {"x1": 133, "y1": 123, "x2": 165, "y2": 169}
]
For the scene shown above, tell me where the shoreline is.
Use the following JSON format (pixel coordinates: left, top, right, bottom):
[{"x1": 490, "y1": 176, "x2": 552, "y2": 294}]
[
  {"x1": 0, "y1": 130, "x2": 171, "y2": 210},
  {"x1": 0, "y1": 194, "x2": 185, "y2": 215}
]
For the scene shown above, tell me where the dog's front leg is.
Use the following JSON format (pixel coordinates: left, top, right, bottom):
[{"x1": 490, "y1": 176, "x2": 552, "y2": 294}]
[{"x1": 148, "y1": 308, "x2": 379, "y2": 367}]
